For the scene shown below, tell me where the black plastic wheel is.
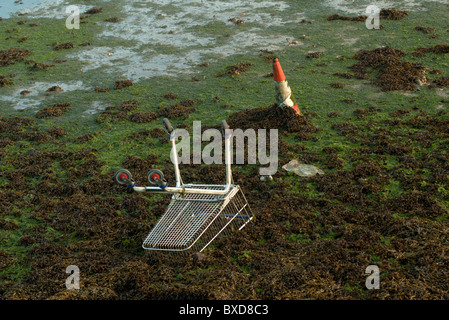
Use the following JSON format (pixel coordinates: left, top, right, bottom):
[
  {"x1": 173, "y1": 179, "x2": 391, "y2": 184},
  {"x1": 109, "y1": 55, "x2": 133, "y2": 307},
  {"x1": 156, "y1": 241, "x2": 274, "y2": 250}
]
[
  {"x1": 114, "y1": 169, "x2": 132, "y2": 185},
  {"x1": 147, "y1": 169, "x2": 166, "y2": 186}
]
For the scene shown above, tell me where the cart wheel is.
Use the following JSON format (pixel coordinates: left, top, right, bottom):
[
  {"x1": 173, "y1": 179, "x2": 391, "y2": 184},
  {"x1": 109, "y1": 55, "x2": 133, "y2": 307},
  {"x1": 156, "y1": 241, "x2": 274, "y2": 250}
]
[
  {"x1": 114, "y1": 169, "x2": 132, "y2": 186},
  {"x1": 162, "y1": 118, "x2": 174, "y2": 134},
  {"x1": 147, "y1": 169, "x2": 166, "y2": 186}
]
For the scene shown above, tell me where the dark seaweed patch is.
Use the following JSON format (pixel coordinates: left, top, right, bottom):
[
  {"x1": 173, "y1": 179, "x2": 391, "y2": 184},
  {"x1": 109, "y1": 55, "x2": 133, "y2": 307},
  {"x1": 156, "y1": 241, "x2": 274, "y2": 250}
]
[
  {"x1": 27, "y1": 61, "x2": 55, "y2": 71},
  {"x1": 105, "y1": 17, "x2": 120, "y2": 23},
  {"x1": 306, "y1": 52, "x2": 323, "y2": 59},
  {"x1": 47, "y1": 86, "x2": 63, "y2": 92},
  {"x1": 330, "y1": 82, "x2": 345, "y2": 88},
  {"x1": 429, "y1": 76, "x2": 449, "y2": 88},
  {"x1": 414, "y1": 26, "x2": 436, "y2": 34},
  {"x1": 217, "y1": 62, "x2": 253, "y2": 77},
  {"x1": 94, "y1": 87, "x2": 109, "y2": 92},
  {"x1": 350, "y1": 47, "x2": 428, "y2": 91},
  {"x1": 259, "y1": 50, "x2": 277, "y2": 63},
  {"x1": 0, "y1": 74, "x2": 13, "y2": 87},
  {"x1": 327, "y1": 14, "x2": 367, "y2": 22},
  {"x1": 228, "y1": 17, "x2": 245, "y2": 25},
  {"x1": 113, "y1": 80, "x2": 133, "y2": 90},
  {"x1": 412, "y1": 44, "x2": 449, "y2": 57},
  {"x1": 75, "y1": 134, "x2": 95, "y2": 143},
  {"x1": 128, "y1": 112, "x2": 159, "y2": 123},
  {"x1": 0, "y1": 48, "x2": 32, "y2": 66},
  {"x1": 227, "y1": 103, "x2": 318, "y2": 135},
  {"x1": 85, "y1": 8, "x2": 103, "y2": 15},
  {"x1": 53, "y1": 42, "x2": 74, "y2": 51},
  {"x1": 333, "y1": 72, "x2": 354, "y2": 79},
  {"x1": 328, "y1": 9, "x2": 407, "y2": 23},
  {"x1": 119, "y1": 100, "x2": 139, "y2": 112},
  {"x1": 163, "y1": 93, "x2": 179, "y2": 100},
  {"x1": 35, "y1": 103, "x2": 71, "y2": 119},
  {"x1": 379, "y1": 8, "x2": 408, "y2": 20},
  {"x1": 157, "y1": 104, "x2": 195, "y2": 119}
]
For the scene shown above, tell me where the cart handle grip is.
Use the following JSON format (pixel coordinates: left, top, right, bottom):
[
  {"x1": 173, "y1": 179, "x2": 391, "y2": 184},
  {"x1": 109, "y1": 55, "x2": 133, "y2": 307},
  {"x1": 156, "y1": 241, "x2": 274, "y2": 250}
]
[
  {"x1": 221, "y1": 120, "x2": 232, "y2": 138},
  {"x1": 222, "y1": 120, "x2": 230, "y2": 131},
  {"x1": 162, "y1": 118, "x2": 174, "y2": 134}
]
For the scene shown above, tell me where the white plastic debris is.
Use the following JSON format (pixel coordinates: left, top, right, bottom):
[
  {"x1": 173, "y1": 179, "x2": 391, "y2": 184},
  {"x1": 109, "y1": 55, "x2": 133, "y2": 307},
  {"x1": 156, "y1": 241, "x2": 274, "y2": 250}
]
[{"x1": 282, "y1": 159, "x2": 324, "y2": 177}]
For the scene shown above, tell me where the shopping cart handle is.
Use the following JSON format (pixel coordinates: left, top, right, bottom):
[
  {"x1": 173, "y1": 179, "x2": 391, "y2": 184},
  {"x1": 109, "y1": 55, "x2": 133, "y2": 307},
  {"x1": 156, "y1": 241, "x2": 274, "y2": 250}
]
[
  {"x1": 222, "y1": 120, "x2": 230, "y2": 131},
  {"x1": 162, "y1": 118, "x2": 174, "y2": 134},
  {"x1": 221, "y1": 120, "x2": 231, "y2": 137}
]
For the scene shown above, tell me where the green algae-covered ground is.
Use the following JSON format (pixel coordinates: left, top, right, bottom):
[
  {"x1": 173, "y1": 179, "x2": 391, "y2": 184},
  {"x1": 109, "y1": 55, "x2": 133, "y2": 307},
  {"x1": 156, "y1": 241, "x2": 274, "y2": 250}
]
[{"x1": 1, "y1": 0, "x2": 449, "y2": 300}]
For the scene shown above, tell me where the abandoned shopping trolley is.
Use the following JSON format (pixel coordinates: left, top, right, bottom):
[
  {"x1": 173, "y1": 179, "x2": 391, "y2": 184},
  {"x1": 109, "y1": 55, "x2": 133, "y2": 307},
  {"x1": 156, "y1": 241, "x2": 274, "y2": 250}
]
[{"x1": 114, "y1": 118, "x2": 254, "y2": 253}]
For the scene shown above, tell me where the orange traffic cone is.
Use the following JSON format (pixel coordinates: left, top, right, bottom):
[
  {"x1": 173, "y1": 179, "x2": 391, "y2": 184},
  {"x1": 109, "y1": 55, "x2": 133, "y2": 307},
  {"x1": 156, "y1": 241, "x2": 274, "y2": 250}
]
[{"x1": 273, "y1": 58, "x2": 301, "y2": 116}]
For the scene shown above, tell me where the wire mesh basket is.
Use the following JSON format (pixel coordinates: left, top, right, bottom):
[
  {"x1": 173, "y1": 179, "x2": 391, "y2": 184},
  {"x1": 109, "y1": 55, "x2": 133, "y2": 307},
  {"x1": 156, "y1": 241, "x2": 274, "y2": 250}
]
[{"x1": 114, "y1": 119, "x2": 254, "y2": 254}]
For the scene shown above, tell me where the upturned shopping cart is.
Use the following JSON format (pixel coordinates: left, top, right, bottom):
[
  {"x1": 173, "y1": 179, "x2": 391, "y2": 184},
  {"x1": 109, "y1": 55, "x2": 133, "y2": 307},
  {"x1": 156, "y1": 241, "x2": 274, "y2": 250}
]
[{"x1": 114, "y1": 118, "x2": 254, "y2": 253}]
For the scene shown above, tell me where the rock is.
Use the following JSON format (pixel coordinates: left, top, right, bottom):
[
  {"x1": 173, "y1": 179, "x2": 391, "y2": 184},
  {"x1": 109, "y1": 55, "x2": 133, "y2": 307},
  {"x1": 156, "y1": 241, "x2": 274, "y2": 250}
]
[{"x1": 282, "y1": 159, "x2": 324, "y2": 177}]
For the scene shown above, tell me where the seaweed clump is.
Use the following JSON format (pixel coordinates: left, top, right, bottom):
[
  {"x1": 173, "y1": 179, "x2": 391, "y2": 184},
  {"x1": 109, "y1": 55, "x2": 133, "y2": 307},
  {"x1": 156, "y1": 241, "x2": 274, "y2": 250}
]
[
  {"x1": 327, "y1": 14, "x2": 367, "y2": 22},
  {"x1": 412, "y1": 44, "x2": 449, "y2": 57},
  {"x1": 158, "y1": 104, "x2": 195, "y2": 119},
  {"x1": 379, "y1": 8, "x2": 408, "y2": 20},
  {"x1": 53, "y1": 42, "x2": 74, "y2": 51},
  {"x1": 113, "y1": 80, "x2": 133, "y2": 90},
  {"x1": 259, "y1": 50, "x2": 277, "y2": 63},
  {"x1": 0, "y1": 74, "x2": 13, "y2": 87},
  {"x1": 163, "y1": 93, "x2": 179, "y2": 100},
  {"x1": 35, "y1": 103, "x2": 71, "y2": 118},
  {"x1": 414, "y1": 26, "x2": 436, "y2": 34},
  {"x1": 94, "y1": 87, "x2": 109, "y2": 92},
  {"x1": 217, "y1": 62, "x2": 253, "y2": 77},
  {"x1": 429, "y1": 76, "x2": 449, "y2": 88},
  {"x1": 330, "y1": 82, "x2": 345, "y2": 89},
  {"x1": 27, "y1": 61, "x2": 55, "y2": 71},
  {"x1": 350, "y1": 47, "x2": 428, "y2": 91},
  {"x1": 327, "y1": 8, "x2": 407, "y2": 23},
  {"x1": 227, "y1": 103, "x2": 318, "y2": 134},
  {"x1": 105, "y1": 17, "x2": 120, "y2": 23},
  {"x1": 75, "y1": 134, "x2": 95, "y2": 143},
  {"x1": 85, "y1": 8, "x2": 103, "y2": 15},
  {"x1": 95, "y1": 100, "x2": 139, "y2": 123},
  {"x1": 47, "y1": 86, "x2": 63, "y2": 92},
  {"x1": 128, "y1": 112, "x2": 159, "y2": 123},
  {"x1": 306, "y1": 52, "x2": 323, "y2": 59},
  {"x1": 0, "y1": 47, "x2": 32, "y2": 66},
  {"x1": 382, "y1": 191, "x2": 447, "y2": 218},
  {"x1": 228, "y1": 17, "x2": 245, "y2": 25},
  {"x1": 119, "y1": 100, "x2": 139, "y2": 113}
]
